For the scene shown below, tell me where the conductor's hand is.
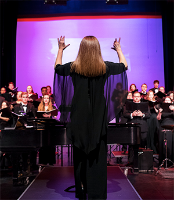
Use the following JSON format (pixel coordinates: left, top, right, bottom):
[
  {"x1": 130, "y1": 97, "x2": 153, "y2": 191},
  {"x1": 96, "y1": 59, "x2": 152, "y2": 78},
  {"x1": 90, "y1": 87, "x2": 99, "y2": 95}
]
[
  {"x1": 58, "y1": 36, "x2": 70, "y2": 51},
  {"x1": 111, "y1": 38, "x2": 122, "y2": 52}
]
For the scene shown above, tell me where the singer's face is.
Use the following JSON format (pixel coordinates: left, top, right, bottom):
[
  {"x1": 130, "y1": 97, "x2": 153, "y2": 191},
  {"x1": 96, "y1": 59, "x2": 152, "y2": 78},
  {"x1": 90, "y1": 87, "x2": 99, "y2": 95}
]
[
  {"x1": 130, "y1": 85, "x2": 136, "y2": 91},
  {"x1": 148, "y1": 91, "x2": 154, "y2": 100},
  {"x1": 27, "y1": 86, "x2": 32, "y2": 94},
  {"x1": 164, "y1": 97, "x2": 171, "y2": 103},
  {"x1": 47, "y1": 87, "x2": 51, "y2": 93},
  {"x1": 2, "y1": 102, "x2": 7, "y2": 109},
  {"x1": 141, "y1": 84, "x2": 147, "y2": 92},
  {"x1": 127, "y1": 92, "x2": 132, "y2": 99},
  {"x1": 9, "y1": 84, "x2": 14, "y2": 90},
  {"x1": 133, "y1": 93, "x2": 141, "y2": 103},
  {"x1": 22, "y1": 94, "x2": 28, "y2": 103},
  {"x1": 154, "y1": 82, "x2": 159, "y2": 88},
  {"x1": 169, "y1": 93, "x2": 174, "y2": 100},
  {"x1": 44, "y1": 95, "x2": 50, "y2": 104},
  {"x1": 17, "y1": 92, "x2": 22, "y2": 100},
  {"x1": 1, "y1": 87, "x2": 6, "y2": 94},
  {"x1": 159, "y1": 87, "x2": 165, "y2": 93}
]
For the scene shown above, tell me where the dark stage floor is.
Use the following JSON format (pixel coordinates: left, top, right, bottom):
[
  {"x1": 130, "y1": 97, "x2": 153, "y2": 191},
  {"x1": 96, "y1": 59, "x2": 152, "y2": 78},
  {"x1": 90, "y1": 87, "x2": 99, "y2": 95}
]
[{"x1": 0, "y1": 146, "x2": 174, "y2": 200}]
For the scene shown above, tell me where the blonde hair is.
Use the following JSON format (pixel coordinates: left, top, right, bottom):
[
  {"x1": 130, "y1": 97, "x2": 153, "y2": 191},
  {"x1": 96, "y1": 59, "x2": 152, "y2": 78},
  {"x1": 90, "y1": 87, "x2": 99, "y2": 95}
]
[
  {"x1": 70, "y1": 36, "x2": 106, "y2": 77},
  {"x1": 146, "y1": 90, "x2": 155, "y2": 101},
  {"x1": 38, "y1": 95, "x2": 53, "y2": 111}
]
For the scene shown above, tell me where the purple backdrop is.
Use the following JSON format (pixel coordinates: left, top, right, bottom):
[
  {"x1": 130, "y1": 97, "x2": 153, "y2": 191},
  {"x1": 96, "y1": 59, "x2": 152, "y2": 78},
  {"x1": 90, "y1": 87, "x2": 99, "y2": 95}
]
[{"x1": 16, "y1": 16, "x2": 164, "y2": 96}]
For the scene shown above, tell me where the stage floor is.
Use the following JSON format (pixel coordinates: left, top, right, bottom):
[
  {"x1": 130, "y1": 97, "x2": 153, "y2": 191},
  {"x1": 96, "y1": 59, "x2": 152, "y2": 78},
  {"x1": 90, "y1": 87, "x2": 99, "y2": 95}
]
[{"x1": 18, "y1": 166, "x2": 141, "y2": 200}]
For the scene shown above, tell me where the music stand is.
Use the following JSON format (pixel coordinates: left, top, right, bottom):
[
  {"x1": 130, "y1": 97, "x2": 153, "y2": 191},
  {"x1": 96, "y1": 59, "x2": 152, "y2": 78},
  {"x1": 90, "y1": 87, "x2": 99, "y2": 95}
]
[{"x1": 156, "y1": 125, "x2": 174, "y2": 174}]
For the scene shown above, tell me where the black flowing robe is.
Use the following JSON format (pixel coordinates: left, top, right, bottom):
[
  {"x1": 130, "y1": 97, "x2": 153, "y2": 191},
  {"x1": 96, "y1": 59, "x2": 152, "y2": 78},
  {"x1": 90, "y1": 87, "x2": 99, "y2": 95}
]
[{"x1": 54, "y1": 61, "x2": 128, "y2": 154}]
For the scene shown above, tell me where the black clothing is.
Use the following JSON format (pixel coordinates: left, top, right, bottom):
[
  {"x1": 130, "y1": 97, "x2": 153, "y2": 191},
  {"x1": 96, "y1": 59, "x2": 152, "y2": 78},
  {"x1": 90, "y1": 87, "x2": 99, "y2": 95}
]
[
  {"x1": 0, "y1": 93, "x2": 11, "y2": 102},
  {"x1": 159, "y1": 110, "x2": 174, "y2": 164},
  {"x1": 13, "y1": 103, "x2": 36, "y2": 117},
  {"x1": 0, "y1": 96, "x2": 5, "y2": 105},
  {"x1": 54, "y1": 61, "x2": 127, "y2": 199},
  {"x1": 0, "y1": 107, "x2": 12, "y2": 130},
  {"x1": 150, "y1": 87, "x2": 159, "y2": 94},
  {"x1": 123, "y1": 100, "x2": 151, "y2": 163},
  {"x1": 54, "y1": 61, "x2": 127, "y2": 154},
  {"x1": 147, "y1": 101, "x2": 160, "y2": 154}
]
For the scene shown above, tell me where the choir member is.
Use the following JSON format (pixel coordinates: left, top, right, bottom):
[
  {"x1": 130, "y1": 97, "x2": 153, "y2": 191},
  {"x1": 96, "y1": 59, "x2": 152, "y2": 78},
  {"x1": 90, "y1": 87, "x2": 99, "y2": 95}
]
[
  {"x1": 150, "y1": 80, "x2": 160, "y2": 94},
  {"x1": 46, "y1": 85, "x2": 55, "y2": 104},
  {"x1": 38, "y1": 94, "x2": 56, "y2": 118},
  {"x1": 13, "y1": 92, "x2": 36, "y2": 119},
  {"x1": 123, "y1": 91, "x2": 151, "y2": 165},
  {"x1": 26, "y1": 85, "x2": 38, "y2": 101},
  {"x1": 140, "y1": 83, "x2": 148, "y2": 100},
  {"x1": 0, "y1": 101, "x2": 12, "y2": 130},
  {"x1": 0, "y1": 87, "x2": 11, "y2": 102},
  {"x1": 129, "y1": 83, "x2": 137, "y2": 93},
  {"x1": 6, "y1": 82, "x2": 17, "y2": 101},
  {"x1": 46, "y1": 85, "x2": 53, "y2": 98},
  {"x1": 146, "y1": 90, "x2": 161, "y2": 154},
  {"x1": 37, "y1": 94, "x2": 56, "y2": 165},
  {"x1": 167, "y1": 91, "x2": 174, "y2": 102},
  {"x1": 16, "y1": 91, "x2": 23, "y2": 104},
  {"x1": 159, "y1": 86, "x2": 166, "y2": 94},
  {"x1": 159, "y1": 96, "x2": 174, "y2": 165}
]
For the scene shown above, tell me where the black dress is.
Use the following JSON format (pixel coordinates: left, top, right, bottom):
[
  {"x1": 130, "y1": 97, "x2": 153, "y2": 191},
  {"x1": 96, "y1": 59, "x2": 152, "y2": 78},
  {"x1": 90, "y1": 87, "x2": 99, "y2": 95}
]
[{"x1": 54, "y1": 61, "x2": 127, "y2": 199}]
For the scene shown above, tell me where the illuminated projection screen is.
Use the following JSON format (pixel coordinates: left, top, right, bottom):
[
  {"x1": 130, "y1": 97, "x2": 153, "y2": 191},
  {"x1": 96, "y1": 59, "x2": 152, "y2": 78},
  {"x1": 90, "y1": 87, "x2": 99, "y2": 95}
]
[{"x1": 16, "y1": 16, "x2": 164, "y2": 96}]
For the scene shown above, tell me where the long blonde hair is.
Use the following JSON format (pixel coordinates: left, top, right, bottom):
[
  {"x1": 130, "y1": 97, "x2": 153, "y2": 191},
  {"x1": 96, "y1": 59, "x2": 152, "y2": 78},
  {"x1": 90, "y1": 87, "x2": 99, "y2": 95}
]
[
  {"x1": 70, "y1": 36, "x2": 106, "y2": 77},
  {"x1": 38, "y1": 95, "x2": 53, "y2": 111}
]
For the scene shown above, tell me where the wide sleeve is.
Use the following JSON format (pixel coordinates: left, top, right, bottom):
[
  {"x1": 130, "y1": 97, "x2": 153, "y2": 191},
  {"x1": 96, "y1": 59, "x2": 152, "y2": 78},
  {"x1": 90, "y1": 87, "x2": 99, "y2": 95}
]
[
  {"x1": 54, "y1": 62, "x2": 71, "y2": 76},
  {"x1": 53, "y1": 62, "x2": 74, "y2": 122},
  {"x1": 104, "y1": 61, "x2": 128, "y2": 122},
  {"x1": 105, "y1": 61, "x2": 127, "y2": 76}
]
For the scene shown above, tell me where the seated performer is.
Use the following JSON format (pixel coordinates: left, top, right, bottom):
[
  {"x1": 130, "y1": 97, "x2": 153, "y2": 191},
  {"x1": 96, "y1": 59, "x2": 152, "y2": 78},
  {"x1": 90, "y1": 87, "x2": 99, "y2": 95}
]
[
  {"x1": 123, "y1": 91, "x2": 151, "y2": 165},
  {"x1": 26, "y1": 85, "x2": 38, "y2": 101},
  {"x1": 159, "y1": 96, "x2": 174, "y2": 165},
  {"x1": 0, "y1": 101, "x2": 12, "y2": 130}
]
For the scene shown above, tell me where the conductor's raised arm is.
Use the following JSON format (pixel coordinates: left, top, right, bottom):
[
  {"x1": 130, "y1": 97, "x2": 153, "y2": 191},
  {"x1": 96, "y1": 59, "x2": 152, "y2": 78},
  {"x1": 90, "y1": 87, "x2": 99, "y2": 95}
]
[
  {"x1": 111, "y1": 38, "x2": 128, "y2": 69},
  {"x1": 54, "y1": 36, "x2": 70, "y2": 67}
]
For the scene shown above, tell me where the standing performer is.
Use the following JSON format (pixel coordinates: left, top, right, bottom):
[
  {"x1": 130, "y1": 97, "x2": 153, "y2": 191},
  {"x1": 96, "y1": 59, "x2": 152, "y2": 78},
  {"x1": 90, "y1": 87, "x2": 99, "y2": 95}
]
[{"x1": 54, "y1": 36, "x2": 128, "y2": 200}]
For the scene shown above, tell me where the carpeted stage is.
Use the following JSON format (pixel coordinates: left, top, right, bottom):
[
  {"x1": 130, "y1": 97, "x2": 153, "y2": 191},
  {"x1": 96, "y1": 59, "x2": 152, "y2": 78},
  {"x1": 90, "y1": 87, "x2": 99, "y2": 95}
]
[{"x1": 18, "y1": 166, "x2": 142, "y2": 200}]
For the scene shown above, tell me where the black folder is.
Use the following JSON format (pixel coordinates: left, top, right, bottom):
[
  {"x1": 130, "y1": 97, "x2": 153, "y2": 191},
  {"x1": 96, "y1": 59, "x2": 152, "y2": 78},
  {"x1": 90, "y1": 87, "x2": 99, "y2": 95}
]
[
  {"x1": 161, "y1": 103, "x2": 173, "y2": 113},
  {"x1": 37, "y1": 109, "x2": 58, "y2": 118},
  {"x1": 126, "y1": 101, "x2": 148, "y2": 112}
]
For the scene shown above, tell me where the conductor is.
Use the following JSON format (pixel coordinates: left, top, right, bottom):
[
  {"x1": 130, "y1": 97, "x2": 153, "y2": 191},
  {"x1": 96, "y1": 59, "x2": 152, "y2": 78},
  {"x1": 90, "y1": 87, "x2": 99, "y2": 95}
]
[{"x1": 54, "y1": 36, "x2": 128, "y2": 200}]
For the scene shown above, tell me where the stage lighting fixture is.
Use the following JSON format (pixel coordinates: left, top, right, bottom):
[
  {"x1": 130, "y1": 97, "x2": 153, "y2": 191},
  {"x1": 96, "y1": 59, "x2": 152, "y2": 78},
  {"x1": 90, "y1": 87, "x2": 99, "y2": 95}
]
[
  {"x1": 106, "y1": 0, "x2": 128, "y2": 5},
  {"x1": 44, "y1": 0, "x2": 67, "y2": 5},
  {"x1": 106, "y1": 0, "x2": 118, "y2": 4}
]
